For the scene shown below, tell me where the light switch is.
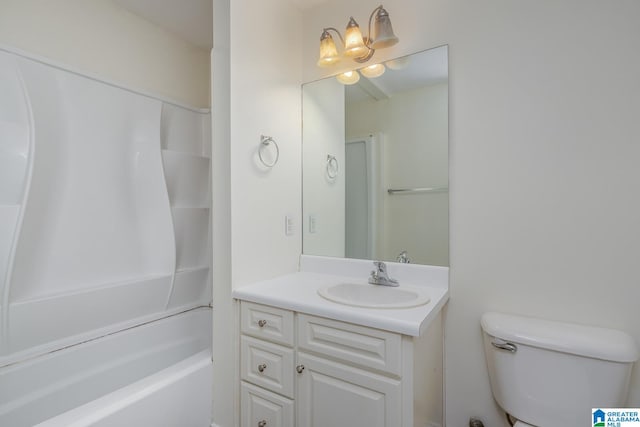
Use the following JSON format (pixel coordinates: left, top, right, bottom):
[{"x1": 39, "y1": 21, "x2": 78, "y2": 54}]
[
  {"x1": 309, "y1": 215, "x2": 317, "y2": 234},
  {"x1": 285, "y1": 215, "x2": 294, "y2": 236}
]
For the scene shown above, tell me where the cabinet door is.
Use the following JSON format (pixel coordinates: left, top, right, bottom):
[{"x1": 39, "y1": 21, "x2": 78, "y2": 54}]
[
  {"x1": 241, "y1": 382, "x2": 294, "y2": 427},
  {"x1": 296, "y1": 352, "x2": 401, "y2": 427}
]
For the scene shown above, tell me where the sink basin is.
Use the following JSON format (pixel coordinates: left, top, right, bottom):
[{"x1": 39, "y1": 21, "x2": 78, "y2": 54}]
[{"x1": 317, "y1": 283, "x2": 430, "y2": 309}]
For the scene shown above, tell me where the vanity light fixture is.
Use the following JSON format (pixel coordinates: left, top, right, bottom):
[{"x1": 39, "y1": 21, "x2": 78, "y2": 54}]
[
  {"x1": 335, "y1": 63, "x2": 386, "y2": 85},
  {"x1": 336, "y1": 70, "x2": 360, "y2": 85},
  {"x1": 360, "y1": 63, "x2": 386, "y2": 78},
  {"x1": 316, "y1": 5, "x2": 399, "y2": 67},
  {"x1": 385, "y1": 55, "x2": 410, "y2": 70}
]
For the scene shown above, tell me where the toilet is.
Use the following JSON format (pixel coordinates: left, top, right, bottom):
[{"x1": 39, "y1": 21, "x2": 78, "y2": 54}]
[{"x1": 481, "y1": 312, "x2": 639, "y2": 427}]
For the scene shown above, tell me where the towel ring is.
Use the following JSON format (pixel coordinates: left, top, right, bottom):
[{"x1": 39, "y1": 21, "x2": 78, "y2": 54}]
[
  {"x1": 326, "y1": 155, "x2": 339, "y2": 179},
  {"x1": 258, "y1": 135, "x2": 279, "y2": 168}
]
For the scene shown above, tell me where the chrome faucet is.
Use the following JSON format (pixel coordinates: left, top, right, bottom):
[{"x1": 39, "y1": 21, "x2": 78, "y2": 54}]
[
  {"x1": 396, "y1": 250, "x2": 411, "y2": 263},
  {"x1": 368, "y1": 261, "x2": 399, "y2": 287}
]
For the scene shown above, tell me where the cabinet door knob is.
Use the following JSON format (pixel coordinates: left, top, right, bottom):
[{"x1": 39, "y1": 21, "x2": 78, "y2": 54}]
[
  {"x1": 257, "y1": 363, "x2": 267, "y2": 373},
  {"x1": 257, "y1": 319, "x2": 267, "y2": 327},
  {"x1": 296, "y1": 364, "x2": 305, "y2": 374},
  {"x1": 258, "y1": 420, "x2": 267, "y2": 427}
]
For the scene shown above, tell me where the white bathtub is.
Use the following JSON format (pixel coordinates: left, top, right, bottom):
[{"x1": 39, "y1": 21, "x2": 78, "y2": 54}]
[{"x1": 0, "y1": 308, "x2": 212, "y2": 427}]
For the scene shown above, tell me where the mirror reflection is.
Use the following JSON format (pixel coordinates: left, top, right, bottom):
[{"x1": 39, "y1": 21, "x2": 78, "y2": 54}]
[{"x1": 302, "y1": 46, "x2": 448, "y2": 266}]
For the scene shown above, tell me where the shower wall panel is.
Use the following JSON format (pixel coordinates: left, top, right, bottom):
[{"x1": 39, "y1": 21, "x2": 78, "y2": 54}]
[
  {"x1": 0, "y1": 52, "x2": 33, "y2": 355},
  {"x1": 0, "y1": 48, "x2": 211, "y2": 366}
]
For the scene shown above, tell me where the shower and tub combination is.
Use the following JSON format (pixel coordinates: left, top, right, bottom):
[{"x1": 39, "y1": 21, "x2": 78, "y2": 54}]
[{"x1": 0, "y1": 46, "x2": 212, "y2": 426}]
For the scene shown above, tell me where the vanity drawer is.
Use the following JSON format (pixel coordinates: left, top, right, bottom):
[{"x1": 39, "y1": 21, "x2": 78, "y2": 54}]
[
  {"x1": 297, "y1": 314, "x2": 402, "y2": 377},
  {"x1": 241, "y1": 335, "x2": 295, "y2": 398},
  {"x1": 241, "y1": 302, "x2": 294, "y2": 347},
  {"x1": 241, "y1": 381, "x2": 294, "y2": 427}
]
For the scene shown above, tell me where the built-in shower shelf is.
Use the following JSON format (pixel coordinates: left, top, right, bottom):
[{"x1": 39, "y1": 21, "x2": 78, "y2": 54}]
[
  {"x1": 170, "y1": 204, "x2": 211, "y2": 210},
  {"x1": 164, "y1": 150, "x2": 210, "y2": 159},
  {"x1": 171, "y1": 207, "x2": 209, "y2": 211},
  {"x1": 162, "y1": 149, "x2": 210, "y2": 160},
  {"x1": 169, "y1": 267, "x2": 210, "y2": 309},
  {"x1": 171, "y1": 205, "x2": 210, "y2": 211},
  {"x1": 160, "y1": 103, "x2": 211, "y2": 157},
  {"x1": 175, "y1": 266, "x2": 210, "y2": 275}
]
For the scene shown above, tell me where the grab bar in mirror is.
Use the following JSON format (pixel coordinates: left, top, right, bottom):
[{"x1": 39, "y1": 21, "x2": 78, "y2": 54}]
[{"x1": 387, "y1": 187, "x2": 448, "y2": 195}]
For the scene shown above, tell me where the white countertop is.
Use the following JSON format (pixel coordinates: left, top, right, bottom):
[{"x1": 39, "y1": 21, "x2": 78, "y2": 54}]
[{"x1": 232, "y1": 256, "x2": 449, "y2": 336}]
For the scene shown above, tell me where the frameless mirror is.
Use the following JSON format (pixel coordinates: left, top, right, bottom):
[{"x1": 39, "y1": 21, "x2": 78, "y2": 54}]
[{"x1": 302, "y1": 45, "x2": 448, "y2": 266}]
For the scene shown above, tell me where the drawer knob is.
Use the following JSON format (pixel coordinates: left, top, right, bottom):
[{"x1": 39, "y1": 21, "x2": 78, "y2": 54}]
[
  {"x1": 258, "y1": 421, "x2": 267, "y2": 427},
  {"x1": 258, "y1": 363, "x2": 267, "y2": 373},
  {"x1": 257, "y1": 319, "x2": 267, "y2": 328},
  {"x1": 296, "y1": 364, "x2": 305, "y2": 374}
]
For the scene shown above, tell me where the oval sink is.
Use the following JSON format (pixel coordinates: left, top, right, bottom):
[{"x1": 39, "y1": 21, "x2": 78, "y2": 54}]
[{"x1": 317, "y1": 283, "x2": 430, "y2": 309}]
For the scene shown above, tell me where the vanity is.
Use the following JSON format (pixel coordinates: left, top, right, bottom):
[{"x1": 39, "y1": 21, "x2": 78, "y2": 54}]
[
  {"x1": 234, "y1": 44, "x2": 451, "y2": 427},
  {"x1": 233, "y1": 256, "x2": 449, "y2": 427}
]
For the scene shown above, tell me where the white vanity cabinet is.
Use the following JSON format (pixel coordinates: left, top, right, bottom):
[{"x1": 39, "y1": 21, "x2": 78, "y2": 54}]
[{"x1": 239, "y1": 301, "x2": 443, "y2": 427}]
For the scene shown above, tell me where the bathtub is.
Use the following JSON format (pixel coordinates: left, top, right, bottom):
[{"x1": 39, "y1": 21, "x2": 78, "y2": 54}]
[{"x1": 0, "y1": 308, "x2": 212, "y2": 427}]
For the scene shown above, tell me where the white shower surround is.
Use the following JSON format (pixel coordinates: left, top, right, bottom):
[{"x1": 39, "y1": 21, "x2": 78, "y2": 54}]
[{"x1": 0, "y1": 46, "x2": 212, "y2": 426}]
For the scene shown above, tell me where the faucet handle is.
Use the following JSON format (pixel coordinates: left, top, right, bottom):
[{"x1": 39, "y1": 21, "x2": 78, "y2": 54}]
[
  {"x1": 369, "y1": 261, "x2": 399, "y2": 286},
  {"x1": 373, "y1": 261, "x2": 387, "y2": 272}
]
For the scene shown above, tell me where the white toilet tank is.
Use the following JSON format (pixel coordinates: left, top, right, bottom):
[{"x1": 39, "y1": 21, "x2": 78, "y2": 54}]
[{"x1": 481, "y1": 312, "x2": 639, "y2": 427}]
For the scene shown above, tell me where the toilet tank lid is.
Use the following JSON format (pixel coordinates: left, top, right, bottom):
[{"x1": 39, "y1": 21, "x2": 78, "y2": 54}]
[{"x1": 481, "y1": 312, "x2": 639, "y2": 363}]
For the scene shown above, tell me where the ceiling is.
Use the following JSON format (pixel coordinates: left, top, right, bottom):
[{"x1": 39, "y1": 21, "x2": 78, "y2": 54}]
[
  {"x1": 112, "y1": 0, "x2": 331, "y2": 50},
  {"x1": 113, "y1": 0, "x2": 213, "y2": 49}
]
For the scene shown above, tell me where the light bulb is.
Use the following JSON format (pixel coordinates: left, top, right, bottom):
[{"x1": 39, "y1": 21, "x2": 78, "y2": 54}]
[
  {"x1": 317, "y1": 30, "x2": 340, "y2": 67},
  {"x1": 343, "y1": 17, "x2": 369, "y2": 59},
  {"x1": 370, "y1": 7, "x2": 399, "y2": 49},
  {"x1": 360, "y1": 63, "x2": 385, "y2": 78},
  {"x1": 336, "y1": 70, "x2": 360, "y2": 85}
]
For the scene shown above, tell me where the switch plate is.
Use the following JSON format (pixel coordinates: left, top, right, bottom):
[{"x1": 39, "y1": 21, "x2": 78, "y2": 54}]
[
  {"x1": 309, "y1": 215, "x2": 317, "y2": 234},
  {"x1": 285, "y1": 215, "x2": 294, "y2": 236}
]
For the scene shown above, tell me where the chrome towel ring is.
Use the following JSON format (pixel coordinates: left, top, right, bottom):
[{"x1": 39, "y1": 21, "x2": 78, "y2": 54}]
[
  {"x1": 326, "y1": 154, "x2": 338, "y2": 179},
  {"x1": 258, "y1": 135, "x2": 279, "y2": 168}
]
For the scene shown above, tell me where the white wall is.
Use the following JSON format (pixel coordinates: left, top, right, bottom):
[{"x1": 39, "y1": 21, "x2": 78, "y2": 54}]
[
  {"x1": 229, "y1": 0, "x2": 303, "y2": 288},
  {"x1": 211, "y1": 0, "x2": 234, "y2": 424},
  {"x1": 346, "y1": 83, "x2": 449, "y2": 266},
  {"x1": 211, "y1": 1, "x2": 303, "y2": 425},
  {"x1": 302, "y1": 78, "x2": 345, "y2": 257},
  {"x1": 303, "y1": 1, "x2": 640, "y2": 426},
  {"x1": 0, "y1": 0, "x2": 210, "y2": 108}
]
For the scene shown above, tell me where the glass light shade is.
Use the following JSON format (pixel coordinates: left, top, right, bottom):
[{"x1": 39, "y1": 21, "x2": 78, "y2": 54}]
[
  {"x1": 360, "y1": 63, "x2": 386, "y2": 78},
  {"x1": 336, "y1": 70, "x2": 360, "y2": 85},
  {"x1": 385, "y1": 56, "x2": 410, "y2": 70},
  {"x1": 317, "y1": 33, "x2": 340, "y2": 67},
  {"x1": 343, "y1": 18, "x2": 369, "y2": 58},
  {"x1": 370, "y1": 9, "x2": 399, "y2": 50}
]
